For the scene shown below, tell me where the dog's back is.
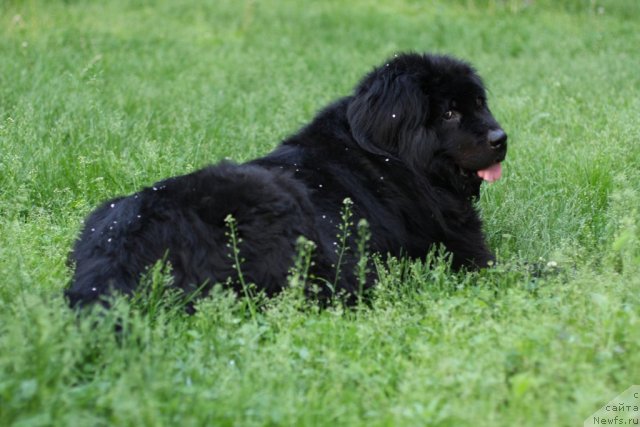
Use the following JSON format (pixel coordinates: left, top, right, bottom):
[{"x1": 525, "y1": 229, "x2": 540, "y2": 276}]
[{"x1": 66, "y1": 162, "x2": 331, "y2": 308}]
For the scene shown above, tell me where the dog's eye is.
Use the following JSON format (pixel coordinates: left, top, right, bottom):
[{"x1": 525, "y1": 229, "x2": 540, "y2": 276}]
[
  {"x1": 443, "y1": 110, "x2": 455, "y2": 120},
  {"x1": 476, "y1": 97, "x2": 485, "y2": 107}
]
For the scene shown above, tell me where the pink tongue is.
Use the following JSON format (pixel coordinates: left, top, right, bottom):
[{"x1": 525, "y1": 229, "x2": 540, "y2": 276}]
[{"x1": 477, "y1": 163, "x2": 502, "y2": 183}]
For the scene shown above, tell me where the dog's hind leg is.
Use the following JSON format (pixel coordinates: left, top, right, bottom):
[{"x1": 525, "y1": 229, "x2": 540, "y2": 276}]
[{"x1": 66, "y1": 162, "x2": 325, "y2": 309}]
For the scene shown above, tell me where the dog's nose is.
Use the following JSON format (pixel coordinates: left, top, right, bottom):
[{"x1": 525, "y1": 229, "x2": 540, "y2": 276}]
[{"x1": 488, "y1": 129, "x2": 507, "y2": 149}]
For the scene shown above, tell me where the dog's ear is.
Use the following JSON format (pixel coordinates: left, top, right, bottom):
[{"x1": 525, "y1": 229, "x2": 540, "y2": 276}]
[{"x1": 347, "y1": 72, "x2": 430, "y2": 159}]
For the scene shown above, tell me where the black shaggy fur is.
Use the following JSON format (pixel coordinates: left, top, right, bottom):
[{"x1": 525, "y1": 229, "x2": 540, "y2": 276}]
[{"x1": 66, "y1": 53, "x2": 507, "y2": 309}]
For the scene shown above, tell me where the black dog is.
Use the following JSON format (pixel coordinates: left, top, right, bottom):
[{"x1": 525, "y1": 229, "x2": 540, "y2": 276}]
[{"x1": 66, "y1": 53, "x2": 507, "y2": 308}]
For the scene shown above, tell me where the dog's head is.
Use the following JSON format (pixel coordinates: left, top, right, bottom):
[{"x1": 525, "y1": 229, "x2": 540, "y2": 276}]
[{"x1": 347, "y1": 53, "x2": 507, "y2": 194}]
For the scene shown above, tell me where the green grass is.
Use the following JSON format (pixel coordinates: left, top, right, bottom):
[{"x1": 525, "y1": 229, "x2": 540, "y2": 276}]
[{"x1": 1, "y1": 0, "x2": 640, "y2": 425}]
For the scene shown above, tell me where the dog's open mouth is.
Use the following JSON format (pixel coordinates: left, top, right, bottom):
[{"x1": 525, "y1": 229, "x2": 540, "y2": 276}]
[
  {"x1": 477, "y1": 163, "x2": 502, "y2": 183},
  {"x1": 459, "y1": 163, "x2": 503, "y2": 183}
]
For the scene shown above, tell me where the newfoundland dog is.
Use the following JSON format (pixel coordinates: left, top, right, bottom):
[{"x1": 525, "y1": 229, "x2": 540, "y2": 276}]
[{"x1": 66, "y1": 52, "x2": 507, "y2": 308}]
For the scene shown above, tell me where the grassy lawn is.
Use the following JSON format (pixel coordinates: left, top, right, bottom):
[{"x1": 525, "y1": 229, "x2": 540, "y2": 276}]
[{"x1": 1, "y1": 0, "x2": 639, "y2": 425}]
